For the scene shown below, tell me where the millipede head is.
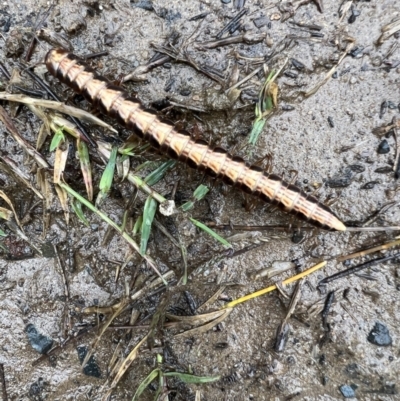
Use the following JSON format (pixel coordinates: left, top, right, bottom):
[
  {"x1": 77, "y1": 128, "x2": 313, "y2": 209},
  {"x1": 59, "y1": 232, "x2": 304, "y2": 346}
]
[{"x1": 45, "y1": 48, "x2": 70, "y2": 77}]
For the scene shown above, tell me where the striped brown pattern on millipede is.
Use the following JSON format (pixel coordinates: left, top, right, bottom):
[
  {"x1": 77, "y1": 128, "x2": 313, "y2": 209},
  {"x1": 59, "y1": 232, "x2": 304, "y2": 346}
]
[{"x1": 45, "y1": 48, "x2": 346, "y2": 231}]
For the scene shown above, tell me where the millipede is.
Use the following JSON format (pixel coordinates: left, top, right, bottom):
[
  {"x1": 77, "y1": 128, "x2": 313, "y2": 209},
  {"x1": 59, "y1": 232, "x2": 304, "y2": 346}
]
[{"x1": 45, "y1": 48, "x2": 346, "y2": 232}]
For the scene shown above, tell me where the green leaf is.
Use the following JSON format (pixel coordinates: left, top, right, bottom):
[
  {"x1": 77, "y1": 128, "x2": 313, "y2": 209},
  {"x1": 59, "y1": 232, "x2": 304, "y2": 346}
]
[
  {"x1": 181, "y1": 184, "x2": 210, "y2": 211},
  {"x1": 181, "y1": 200, "x2": 194, "y2": 212},
  {"x1": 0, "y1": 228, "x2": 7, "y2": 237},
  {"x1": 99, "y1": 146, "x2": 118, "y2": 192},
  {"x1": 189, "y1": 218, "x2": 231, "y2": 247},
  {"x1": 71, "y1": 199, "x2": 90, "y2": 227},
  {"x1": 131, "y1": 368, "x2": 160, "y2": 401},
  {"x1": 133, "y1": 215, "x2": 143, "y2": 235},
  {"x1": 144, "y1": 160, "x2": 176, "y2": 186},
  {"x1": 193, "y1": 184, "x2": 209, "y2": 200},
  {"x1": 163, "y1": 372, "x2": 220, "y2": 384},
  {"x1": 248, "y1": 119, "x2": 266, "y2": 146},
  {"x1": 140, "y1": 196, "x2": 158, "y2": 255},
  {"x1": 96, "y1": 146, "x2": 118, "y2": 207},
  {"x1": 49, "y1": 126, "x2": 65, "y2": 152}
]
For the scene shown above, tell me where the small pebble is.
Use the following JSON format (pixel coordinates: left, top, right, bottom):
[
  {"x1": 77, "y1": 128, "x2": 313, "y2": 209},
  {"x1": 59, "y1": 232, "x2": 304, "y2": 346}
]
[
  {"x1": 375, "y1": 166, "x2": 393, "y2": 174},
  {"x1": 180, "y1": 89, "x2": 191, "y2": 96},
  {"x1": 347, "y1": 164, "x2": 365, "y2": 173},
  {"x1": 388, "y1": 101, "x2": 397, "y2": 109},
  {"x1": 281, "y1": 104, "x2": 295, "y2": 111},
  {"x1": 367, "y1": 322, "x2": 392, "y2": 346},
  {"x1": 327, "y1": 116, "x2": 334, "y2": 128},
  {"x1": 25, "y1": 324, "x2": 53, "y2": 354},
  {"x1": 380, "y1": 101, "x2": 388, "y2": 119},
  {"x1": 361, "y1": 181, "x2": 379, "y2": 190},
  {"x1": 253, "y1": 16, "x2": 269, "y2": 28},
  {"x1": 284, "y1": 70, "x2": 298, "y2": 79},
  {"x1": 348, "y1": 9, "x2": 360, "y2": 24},
  {"x1": 77, "y1": 345, "x2": 102, "y2": 378},
  {"x1": 377, "y1": 139, "x2": 390, "y2": 154},
  {"x1": 291, "y1": 230, "x2": 305, "y2": 244},
  {"x1": 132, "y1": 0, "x2": 154, "y2": 10},
  {"x1": 350, "y1": 46, "x2": 364, "y2": 58},
  {"x1": 291, "y1": 58, "x2": 305, "y2": 70},
  {"x1": 326, "y1": 173, "x2": 352, "y2": 188},
  {"x1": 221, "y1": 0, "x2": 231, "y2": 3},
  {"x1": 339, "y1": 384, "x2": 356, "y2": 398}
]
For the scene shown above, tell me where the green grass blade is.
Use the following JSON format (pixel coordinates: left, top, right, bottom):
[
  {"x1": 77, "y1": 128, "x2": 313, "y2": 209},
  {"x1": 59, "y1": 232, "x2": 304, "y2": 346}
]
[
  {"x1": 144, "y1": 160, "x2": 176, "y2": 186},
  {"x1": 97, "y1": 146, "x2": 118, "y2": 206},
  {"x1": 99, "y1": 146, "x2": 118, "y2": 192},
  {"x1": 248, "y1": 119, "x2": 267, "y2": 146},
  {"x1": 133, "y1": 215, "x2": 143, "y2": 235},
  {"x1": 181, "y1": 184, "x2": 210, "y2": 211},
  {"x1": 193, "y1": 184, "x2": 210, "y2": 200},
  {"x1": 49, "y1": 126, "x2": 65, "y2": 152},
  {"x1": 140, "y1": 196, "x2": 158, "y2": 255},
  {"x1": 181, "y1": 201, "x2": 195, "y2": 212},
  {"x1": 163, "y1": 372, "x2": 220, "y2": 384},
  {"x1": 189, "y1": 218, "x2": 231, "y2": 247},
  {"x1": 71, "y1": 199, "x2": 90, "y2": 227},
  {"x1": 0, "y1": 228, "x2": 7, "y2": 237},
  {"x1": 131, "y1": 368, "x2": 160, "y2": 401}
]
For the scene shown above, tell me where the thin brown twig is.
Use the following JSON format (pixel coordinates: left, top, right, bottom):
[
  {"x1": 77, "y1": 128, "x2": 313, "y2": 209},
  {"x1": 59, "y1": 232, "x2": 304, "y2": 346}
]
[
  {"x1": 25, "y1": 4, "x2": 55, "y2": 62},
  {"x1": 0, "y1": 364, "x2": 7, "y2": 401},
  {"x1": 337, "y1": 238, "x2": 400, "y2": 262}
]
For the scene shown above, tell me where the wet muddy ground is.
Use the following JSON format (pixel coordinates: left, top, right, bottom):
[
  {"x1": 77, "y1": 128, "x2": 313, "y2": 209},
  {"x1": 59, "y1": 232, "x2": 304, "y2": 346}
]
[{"x1": 0, "y1": 0, "x2": 399, "y2": 400}]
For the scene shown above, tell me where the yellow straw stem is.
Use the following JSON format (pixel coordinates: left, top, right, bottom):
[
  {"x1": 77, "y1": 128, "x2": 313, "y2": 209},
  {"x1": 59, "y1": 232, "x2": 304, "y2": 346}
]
[{"x1": 224, "y1": 261, "x2": 327, "y2": 309}]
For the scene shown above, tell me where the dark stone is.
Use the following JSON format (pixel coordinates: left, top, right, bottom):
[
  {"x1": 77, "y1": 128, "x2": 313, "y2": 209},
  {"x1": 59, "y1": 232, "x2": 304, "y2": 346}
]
[
  {"x1": 25, "y1": 324, "x2": 53, "y2": 354},
  {"x1": 374, "y1": 166, "x2": 393, "y2": 174},
  {"x1": 284, "y1": 70, "x2": 298, "y2": 79},
  {"x1": 157, "y1": 8, "x2": 181, "y2": 21},
  {"x1": 339, "y1": 384, "x2": 356, "y2": 398},
  {"x1": 180, "y1": 89, "x2": 191, "y2": 96},
  {"x1": 388, "y1": 101, "x2": 397, "y2": 109},
  {"x1": 348, "y1": 9, "x2": 360, "y2": 24},
  {"x1": 221, "y1": 0, "x2": 231, "y2": 3},
  {"x1": 77, "y1": 345, "x2": 102, "y2": 378},
  {"x1": 131, "y1": 0, "x2": 154, "y2": 11},
  {"x1": 326, "y1": 172, "x2": 353, "y2": 188},
  {"x1": 361, "y1": 181, "x2": 379, "y2": 190},
  {"x1": 291, "y1": 229, "x2": 305, "y2": 244},
  {"x1": 350, "y1": 46, "x2": 364, "y2": 58},
  {"x1": 377, "y1": 139, "x2": 390, "y2": 154},
  {"x1": 291, "y1": 58, "x2": 305, "y2": 70},
  {"x1": 41, "y1": 242, "x2": 56, "y2": 258},
  {"x1": 367, "y1": 322, "x2": 392, "y2": 346},
  {"x1": 347, "y1": 164, "x2": 365, "y2": 173},
  {"x1": 29, "y1": 378, "x2": 46, "y2": 398},
  {"x1": 380, "y1": 101, "x2": 388, "y2": 119},
  {"x1": 281, "y1": 104, "x2": 295, "y2": 111},
  {"x1": 253, "y1": 16, "x2": 268, "y2": 28}
]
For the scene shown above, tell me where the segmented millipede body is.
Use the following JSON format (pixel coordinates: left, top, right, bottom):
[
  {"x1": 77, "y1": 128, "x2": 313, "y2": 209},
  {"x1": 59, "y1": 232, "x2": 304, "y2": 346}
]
[{"x1": 45, "y1": 48, "x2": 346, "y2": 231}]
